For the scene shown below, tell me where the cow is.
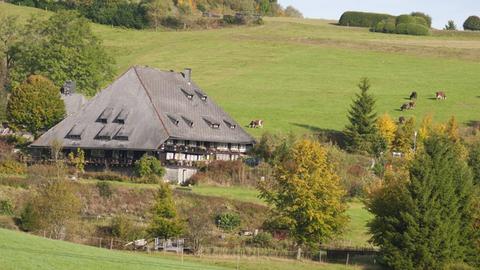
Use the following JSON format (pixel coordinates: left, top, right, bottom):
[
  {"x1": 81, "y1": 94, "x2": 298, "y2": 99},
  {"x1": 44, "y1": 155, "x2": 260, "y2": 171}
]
[
  {"x1": 398, "y1": 116, "x2": 406, "y2": 124},
  {"x1": 249, "y1": 120, "x2": 263, "y2": 128},
  {"x1": 409, "y1": 91, "x2": 417, "y2": 100},
  {"x1": 436, "y1": 91, "x2": 446, "y2": 100},
  {"x1": 400, "y1": 101, "x2": 415, "y2": 111}
]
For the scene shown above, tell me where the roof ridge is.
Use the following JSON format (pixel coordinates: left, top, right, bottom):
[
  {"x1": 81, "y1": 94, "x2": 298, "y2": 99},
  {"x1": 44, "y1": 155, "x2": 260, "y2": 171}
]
[{"x1": 133, "y1": 66, "x2": 171, "y2": 139}]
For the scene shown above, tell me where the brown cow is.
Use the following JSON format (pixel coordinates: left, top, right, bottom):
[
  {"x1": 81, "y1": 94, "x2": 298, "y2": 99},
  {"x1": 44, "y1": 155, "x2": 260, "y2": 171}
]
[
  {"x1": 398, "y1": 116, "x2": 406, "y2": 124},
  {"x1": 409, "y1": 91, "x2": 417, "y2": 100},
  {"x1": 400, "y1": 101, "x2": 416, "y2": 111},
  {"x1": 436, "y1": 91, "x2": 446, "y2": 100},
  {"x1": 249, "y1": 120, "x2": 263, "y2": 128}
]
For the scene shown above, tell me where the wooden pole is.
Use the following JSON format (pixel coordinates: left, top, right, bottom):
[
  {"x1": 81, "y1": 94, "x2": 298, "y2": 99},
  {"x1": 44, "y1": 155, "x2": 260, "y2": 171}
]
[
  {"x1": 346, "y1": 253, "x2": 350, "y2": 266},
  {"x1": 110, "y1": 238, "x2": 113, "y2": 250}
]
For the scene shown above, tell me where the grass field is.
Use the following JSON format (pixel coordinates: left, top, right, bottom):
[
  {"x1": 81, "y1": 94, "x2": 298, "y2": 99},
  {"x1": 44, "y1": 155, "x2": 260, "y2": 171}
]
[
  {"x1": 0, "y1": 228, "x2": 379, "y2": 270},
  {"x1": 3, "y1": 3, "x2": 480, "y2": 136}
]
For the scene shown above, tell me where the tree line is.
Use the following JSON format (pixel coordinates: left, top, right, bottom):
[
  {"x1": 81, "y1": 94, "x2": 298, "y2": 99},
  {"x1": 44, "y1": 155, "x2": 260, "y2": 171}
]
[{"x1": 7, "y1": 0, "x2": 303, "y2": 30}]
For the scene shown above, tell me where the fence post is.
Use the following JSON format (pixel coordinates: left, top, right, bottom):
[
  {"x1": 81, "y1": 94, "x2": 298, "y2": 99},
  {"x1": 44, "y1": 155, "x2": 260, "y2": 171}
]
[
  {"x1": 110, "y1": 238, "x2": 113, "y2": 250},
  {"x1": 99, "y1": 238, "x2": 102, "y2": 248},
  {"x1": 346, "y1": 253, "x2": 349, "y2": 266}
]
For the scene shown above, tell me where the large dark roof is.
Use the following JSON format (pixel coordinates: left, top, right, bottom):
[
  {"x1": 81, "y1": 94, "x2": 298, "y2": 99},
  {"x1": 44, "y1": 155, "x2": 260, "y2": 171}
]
[{"x1": 32, "y1": 66, "x2": 255, "y2": 150}]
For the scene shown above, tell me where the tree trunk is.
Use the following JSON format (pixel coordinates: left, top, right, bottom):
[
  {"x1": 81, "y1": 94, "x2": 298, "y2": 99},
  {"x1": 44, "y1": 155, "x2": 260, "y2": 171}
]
[{"x1": 296, "y1": 246, "x2": 302, "y2": 260}]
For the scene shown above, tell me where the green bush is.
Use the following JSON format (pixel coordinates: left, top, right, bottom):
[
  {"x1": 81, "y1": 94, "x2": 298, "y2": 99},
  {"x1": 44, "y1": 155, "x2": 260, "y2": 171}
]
[
  {"x1": 247, "y1": 232, "x2": 274, "y2": 248},
  {"x1": 411, "y1": 12, "x2": 432, "y2": 27},
  {"x1": 81, "y1": 171, "x2": 129, "y2": 182},
  {"x1": 396, "y1": 23, "x2": 430, "y2": 36},
  {"x1": 111, "y1": 214, "x2": 145, "y2": 241},
  {"x1": 96, "y1": 181, "x2": 113, "y2": 198},
  {"x1": 339, "y1": 11, "x2": 394, "y2": 27},
  {"x1": 443, "y1": 263, "x2": 476, "y2": 270},
  {"x1": 463, "y1": 16, "x2": 480, "y2": 31},
  {"x1": 215, "y1": 212, "x2": 241, "y2": 232},
  {"x1": 134, "y1": 155, "x2": 165, "y2": 178},
  {"x1": 0, "y1": 200, "x2": 14, "y2": 216},
  {"x1": 396, "y1": 15, "x2": 416, "y2": 25},
  {"x1": 374, "y1": 18, "x2": 397, "y2": 33}
]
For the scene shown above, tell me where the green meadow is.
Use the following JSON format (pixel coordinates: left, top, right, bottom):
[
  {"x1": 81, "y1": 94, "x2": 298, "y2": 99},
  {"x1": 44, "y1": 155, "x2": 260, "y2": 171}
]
[
  {"x1": 0, "y1": 228, "x2": 378, "y2": 270},
  {"x1": 3, "y1": 3, "x2": 480, "y2": 136}
]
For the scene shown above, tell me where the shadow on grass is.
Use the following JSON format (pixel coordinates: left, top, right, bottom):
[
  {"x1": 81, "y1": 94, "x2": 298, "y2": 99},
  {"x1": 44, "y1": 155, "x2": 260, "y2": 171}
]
[{"x1": 292, "y1": 123, "x2": 347, "y2": 148}]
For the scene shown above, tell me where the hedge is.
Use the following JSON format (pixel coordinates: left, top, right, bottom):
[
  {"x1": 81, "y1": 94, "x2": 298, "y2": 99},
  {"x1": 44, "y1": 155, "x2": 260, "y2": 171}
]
[
  {"x1": 339, "y1": 11, "x2": 394, "y2": 27},
  {"x1": 411, "y1": 12, "x2": 432, "y2": 27},
  {"x1": 396, "y1": 23, "x2": 430, "y2": 36},
  {"x1": 463, "y1": 16, "x2": 480, "y2": 31}
]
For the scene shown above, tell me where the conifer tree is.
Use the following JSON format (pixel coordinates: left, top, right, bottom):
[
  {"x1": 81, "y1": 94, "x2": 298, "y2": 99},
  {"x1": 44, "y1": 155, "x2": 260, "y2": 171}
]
[
  {"x1": 368, "y1": 134, "x2": 477, "y2": 269},
  {"x1": 148, "y1": 183, "x2": 184, "y2": 239},
  {"x1": 344, "y1": 78, "x2": 377, "y2": 154}
]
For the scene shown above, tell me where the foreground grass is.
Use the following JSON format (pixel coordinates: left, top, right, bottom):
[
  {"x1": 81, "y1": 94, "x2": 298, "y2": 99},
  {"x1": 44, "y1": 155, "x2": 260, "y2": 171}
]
[
  {"x1": 0, "y1": 229, "x2": 377, "y2": 270},
  {"x1": 2, "y1": 3, "x2": 480, "y2": 135}
]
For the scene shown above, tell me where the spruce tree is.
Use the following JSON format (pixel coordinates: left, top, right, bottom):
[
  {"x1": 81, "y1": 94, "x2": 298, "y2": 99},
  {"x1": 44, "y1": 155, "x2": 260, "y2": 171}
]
[
  {"x1": 147, "y1": 183, "x2": 184, "y2": 239},
  {"x1": 344, "y1": 78, "x2": 377, "y2": 154},
  {"x1": 369, "y1": 134, "x2": 477, "y2": 269}
]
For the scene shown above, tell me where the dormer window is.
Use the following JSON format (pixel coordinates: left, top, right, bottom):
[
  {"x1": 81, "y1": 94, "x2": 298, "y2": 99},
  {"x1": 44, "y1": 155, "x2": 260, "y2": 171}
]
[
  {"x1": 203, "y1": 116, "x2": 220, "y2": 129},
  {"x1": 96, "y1": 124, "x2": 116, "y2": 140},
  {"x1": 223, "y1": 120, "x2": 236, "y2": 129},
  {"x1": 182, "y1": 116, "x2": 194, "y2": 127},
  {"x1": 114, "y1": 126, "x2": 131, "y2": 141},
  {"x1": 65, "y1": 124, "x2": 85, "y2": 140},
  {"x1": 115, "y1": 109, "x2": 129, "y2": 124},
  {"x1": 180, "y1": 88, "x2": 194, "y2": 100},
  {"x1": 167, "y1": 114, "x2": 180, "y2": 126},
  {"x1": 195, "y1": 90, "x2": 207, "y2": 101},
  {"x1": 98, "y1": 107, "x2": 113, "y2": 123}
]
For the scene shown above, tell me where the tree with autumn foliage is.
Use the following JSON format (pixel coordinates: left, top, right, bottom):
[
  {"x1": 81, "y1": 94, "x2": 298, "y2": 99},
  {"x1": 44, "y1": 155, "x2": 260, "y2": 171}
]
[
  {"x1": 258, "y1": 139, "x2": 347, "y2": 259},
  {"x1": 392, "y1": 117, "x2": 416, "y2": 157},
  {"x1": 376, "y1": 113, "x2": 397, "y2": 150}
]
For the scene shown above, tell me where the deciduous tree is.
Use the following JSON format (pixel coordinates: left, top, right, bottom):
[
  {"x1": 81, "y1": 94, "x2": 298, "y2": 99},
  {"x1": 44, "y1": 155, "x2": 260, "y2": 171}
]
[
  {"x1": 7, "y1": 75, "x2": 65, "y2": 136},
  {"x1": 259, "y1": 139, "x2": 347, "y2": 259},
  {"x1": 376, "y1": 113, "x2": 397, "y2": 150}
]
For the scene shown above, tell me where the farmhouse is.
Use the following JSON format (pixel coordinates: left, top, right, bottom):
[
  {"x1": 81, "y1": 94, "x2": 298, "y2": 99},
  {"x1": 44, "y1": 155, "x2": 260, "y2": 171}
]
[{"x1": 31, "y1": 66, "x2": 255, "y2": 168}]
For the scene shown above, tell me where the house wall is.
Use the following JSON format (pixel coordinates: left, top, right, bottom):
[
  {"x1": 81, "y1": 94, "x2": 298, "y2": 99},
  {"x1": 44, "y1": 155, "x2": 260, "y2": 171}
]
[{"x1": 164, "y1": 167, "x2": 198, "y2": 184}]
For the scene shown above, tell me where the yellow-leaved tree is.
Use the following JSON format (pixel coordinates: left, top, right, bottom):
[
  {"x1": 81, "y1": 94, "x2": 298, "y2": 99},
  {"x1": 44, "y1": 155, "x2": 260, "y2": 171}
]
[
  {"x1": 259, "y1": 139, "x2": 347, "y2": 259},
  {"x1": 377, "y1": 113, "x2": 397, "y2": 150}
]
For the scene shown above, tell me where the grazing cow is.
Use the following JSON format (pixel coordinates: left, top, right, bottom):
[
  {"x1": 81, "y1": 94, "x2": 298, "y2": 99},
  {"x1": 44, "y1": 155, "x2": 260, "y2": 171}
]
[
  {"x1": 398, "y1": 116, "x2": 406, "y2": 124},
  {"x1": 436, "y1": 91, "x2": 446, "y2": 100},
  {"x1": 400, "y1": 101, "x2": 415, "y2": 111},
  {"x1": 409, "y1": 101, "x2": 416, "y2": 108},
  {"x1": 409, "y1": 91, "x2": 417, "y2": 100},
  {"x1": 249, "y1": 120, "x2": 263, "y2": 128}
]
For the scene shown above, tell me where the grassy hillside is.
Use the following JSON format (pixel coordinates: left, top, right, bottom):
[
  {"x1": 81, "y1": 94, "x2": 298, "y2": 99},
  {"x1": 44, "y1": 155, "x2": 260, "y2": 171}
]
[
  {"x1": 0, "y1": 228, "x2": 377, "y2": 270},
  {"x1": 2, "y1": 3, "x2": 480, "y2": 136}
]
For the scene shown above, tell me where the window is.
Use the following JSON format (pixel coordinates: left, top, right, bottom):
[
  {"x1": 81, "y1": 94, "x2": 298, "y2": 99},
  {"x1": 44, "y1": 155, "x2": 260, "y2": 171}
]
[
  {"x1": 195, "y1": 90, "x2": 207, "y2": 101},
  {"x1": 96, "y1": 125, "x2": 116, "y2": 140},
  {"x1": 98, "y1": 107, "x2": 113, "y2": 123},
  {"x1": 115, "y1": 109, "x2": 129, "y2": 124},
  {"x1": 182, "y1": 116, "x2": 194, "y2": 127},
  {"x1": 91, "y1": 149, "x2": 105, "y2": 158},
  {"x1": 114, "y1": 126, "x2": 131, "y2": 141},
  {"x1": 203, "y1": 116, "x2": 220, "y2": 129},
  {"x1": 223, "y1": 120, "x2": 236, "y2": 129},
  {"x1": 167, "y1": 114, "x2": 180, "y2": 126},
  {"x1": 65, "y1": 124, "x2": 85, "y2": 140},
  {"x1": 180, "y1": 88, "x2": 194, "y2": 100}
]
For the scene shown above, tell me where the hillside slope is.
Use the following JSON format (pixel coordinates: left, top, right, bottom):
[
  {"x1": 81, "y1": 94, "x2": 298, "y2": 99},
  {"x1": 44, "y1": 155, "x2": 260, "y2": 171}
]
[{"x1": 2, "y1": 3, "x2": 480, "y2": 135}]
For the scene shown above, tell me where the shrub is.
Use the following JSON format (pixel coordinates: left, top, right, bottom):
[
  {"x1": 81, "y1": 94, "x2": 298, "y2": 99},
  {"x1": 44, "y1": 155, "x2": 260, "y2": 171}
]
[
  {"x1": 396, "y1": 23, "x2": 430, "y2": 36},
  {"x1": 463, "y1": 16, "x2": 480, "y2": 31},
  {"x1": 131, "y1": 175, "x2": 161, "y2": 184},
  {"x1": 81, "y1": 171, "x2": 129, "y2": 182},
  {"x1": 411, "y1": 12, "x2": 432, "y2": 27},
  {"x1": 27, "y1": 164, "x2": 60, "y2": 179},
  {"x1": 339, "y1": 11, "x2": 394, "y2": 28},
  {"x1": 0, "y1": 159, "x2": 27, "y2": 175},
  {"x1": 215, "y1": 212, "x2": 241, "y2": 232},
  {"x1": 0, "y1": 200, "x2": 14, "y2": 216},
  {"x1": 134, "y1": 155, "x2": 165, "y2": 178},
  {"x1": 443, "y1": 263, "x2": 476, "y2": 270},
  {"x1": 396, "y1": 15, "x2": 416, "y2": 25},
  {"x1": 96, "y1": 181, "x2": 113, "y2": 198},
  {"x1": 247, "y1": 232, "x2": 273, "y2": 248},
  {"x1": 374, "y1": 18, "x2": 396, "y2": 33},
  {"x1": 111, "y1": 214, "x2": 145, "y2": 241}
]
